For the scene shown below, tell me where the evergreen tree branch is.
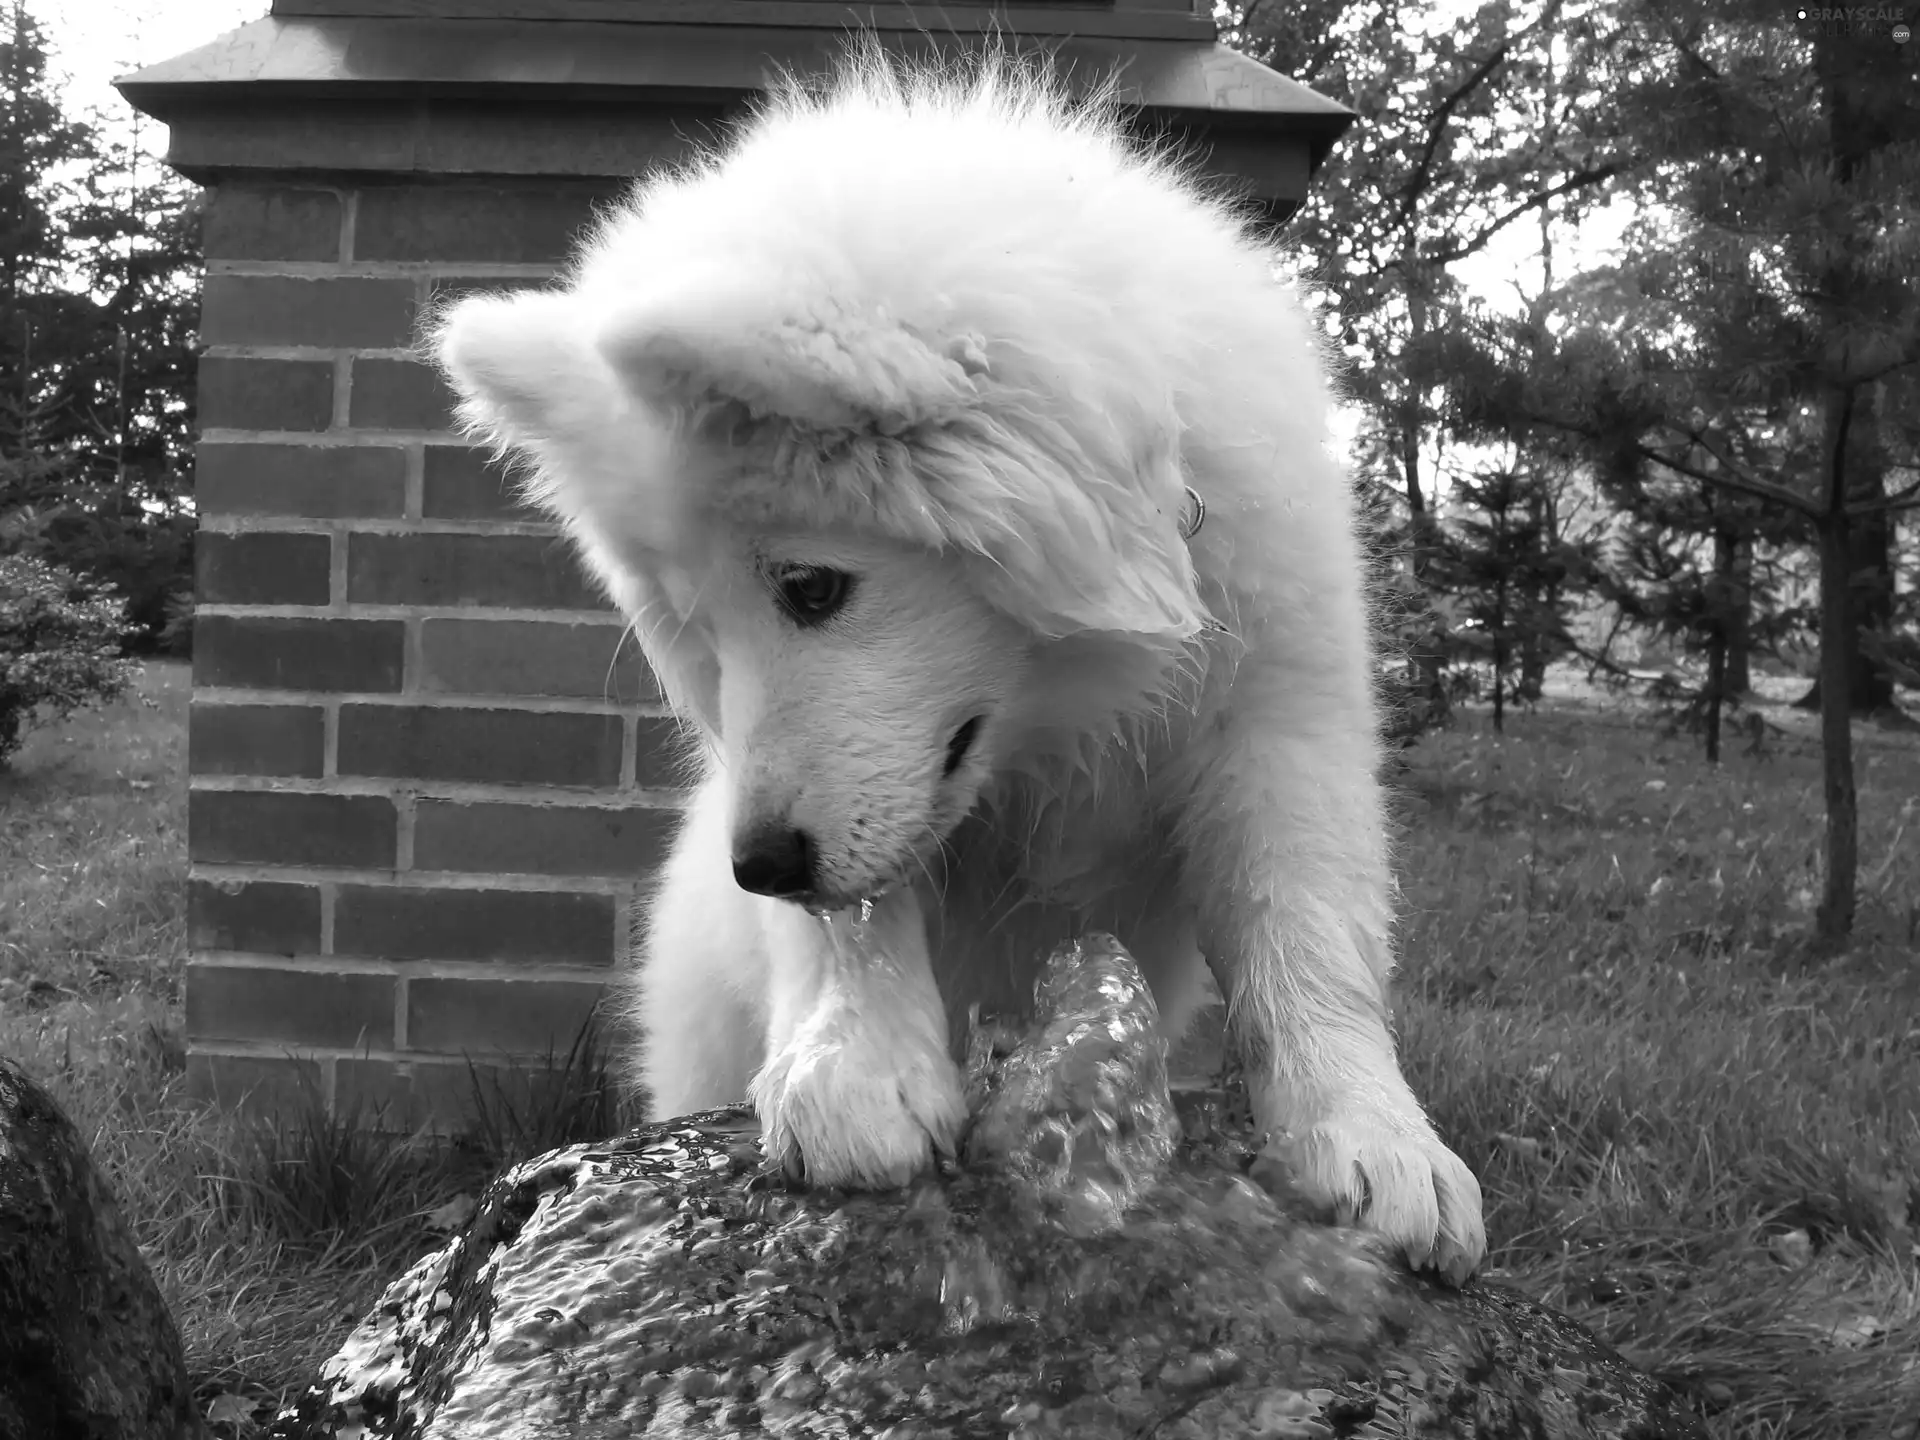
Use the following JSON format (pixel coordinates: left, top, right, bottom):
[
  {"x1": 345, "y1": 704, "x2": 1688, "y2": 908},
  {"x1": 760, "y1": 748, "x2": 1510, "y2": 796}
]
[
  {"x1": 1417, "y1": 159, "x2": 1639, "y2": 268},
  {"x1": 1564, "y1": 636, "x2": 1647, "y2": 685},
  {"x1": 1520, "y1": 408, "x2": 1821, "y2": 517},
  {"x1": 1390, "y1": 23, "x2": 1537, "y2": 233},
  {"x1": 1849, "y1": 476, "x2": 1920, "y2": 517},
  {"x1": 1644, "y1": 441, "x2": 1821, "y2": 517},
  {"x1": 1841, "y1": 337, "x2": 1920, "y2": 388}
]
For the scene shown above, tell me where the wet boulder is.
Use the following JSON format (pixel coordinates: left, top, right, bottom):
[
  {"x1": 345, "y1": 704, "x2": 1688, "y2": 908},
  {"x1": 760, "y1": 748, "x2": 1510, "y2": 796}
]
[
  {"x1": 0, "y1": 1055, "x2": 204, "y2": 1440},
  {"x1": 270, "y1": 938, "x2": 1706, "y2": 1439}
]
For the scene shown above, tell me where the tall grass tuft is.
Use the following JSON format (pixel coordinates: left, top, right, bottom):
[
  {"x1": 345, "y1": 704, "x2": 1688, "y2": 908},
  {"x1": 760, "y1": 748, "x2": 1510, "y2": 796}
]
[{"x1": 461, "y1": 1015, "x2": 633, "y2": 1172}]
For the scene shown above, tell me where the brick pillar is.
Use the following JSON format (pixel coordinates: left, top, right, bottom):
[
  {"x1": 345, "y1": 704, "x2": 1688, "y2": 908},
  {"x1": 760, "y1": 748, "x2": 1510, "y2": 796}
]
[
  {"x1": 124, "y1": 1, "x2": 1353, "y2": 1133},
  {"x1": 185, "y1": 179, "x2": 678, "y2": 1127}
]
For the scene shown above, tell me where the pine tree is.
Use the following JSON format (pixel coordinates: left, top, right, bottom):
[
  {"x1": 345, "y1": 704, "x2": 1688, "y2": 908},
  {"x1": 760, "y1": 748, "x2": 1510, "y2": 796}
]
[
  {"x1": 0, "y1": 0, "x2": 94, "y2": 468},
  {"x1": 1586, "y1": 464, "x2": 1797, "y2": 762},
  {"x1": 0, "y1": 1, "x2": 200, "y2": 651},
  {"x1": 1223, "y1": 0, "x2": 1637, "y2": 720},
  {"x1": 62, "y1": 97, "x2": 201, "y2": 498},
  {"x1": 1433, "y1": 1, "x2": 1920, "y2": 944},
  {"x1": 1430, "y1": 458, "x2": 1583, "y2": 730}
]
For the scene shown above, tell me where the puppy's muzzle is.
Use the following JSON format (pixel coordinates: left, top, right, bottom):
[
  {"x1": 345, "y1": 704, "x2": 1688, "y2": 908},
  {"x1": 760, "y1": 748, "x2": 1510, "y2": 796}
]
[{"x1": 732, "y1": 822, "x2": 819, "y2": 902}]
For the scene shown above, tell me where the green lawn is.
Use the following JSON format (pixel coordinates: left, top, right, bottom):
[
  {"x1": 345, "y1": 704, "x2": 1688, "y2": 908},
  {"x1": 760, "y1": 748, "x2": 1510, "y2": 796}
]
[
  {"x1": 2, "y1": 663, "x2": 1915, "y2": 1437},
  {"x1": 1392, "y1": 706, "x2": 1919, "y2": 1438}
]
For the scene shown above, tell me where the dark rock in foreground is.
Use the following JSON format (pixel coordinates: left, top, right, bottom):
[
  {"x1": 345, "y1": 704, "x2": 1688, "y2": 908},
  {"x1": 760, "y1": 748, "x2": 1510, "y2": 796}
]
[
  {"x1": 0, "y1": 1055, "x2": 205, "y2": 1440},
  {"x1": 270, "y1": 938, "x2": 1706, "y2": 1439}
]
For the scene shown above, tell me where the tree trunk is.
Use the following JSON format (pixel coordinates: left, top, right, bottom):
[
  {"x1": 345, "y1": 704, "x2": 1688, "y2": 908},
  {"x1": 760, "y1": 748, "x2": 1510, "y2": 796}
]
[
  {"x1": 1705, "y1": 514, "x2": 1739, "y2": 759},
  {"x1": 1397, "y1": 250, "x2": 1450, "y2": 715},
  {"x1": 1539, "y1": 486, "x2": 1562, "y2": 700},
  {"x1": 1516, "y1": 645, "x2": 1545, "y2": 703},
  {"x1": 1811, "y1": 384, "x2": 1897, "y2": 711},
  {"x1": 1815, "y1": 386, "x2": 1859, "y2": 949},
  {"x1": 1516, "y1": 196, "x2": 1558, "y2": 709},
  {"x1": 1849, "y1": 477, "x2": 1896, "y2": 713},
  {"x1": 1491, "y1": 570, "x2": 1509, "y2": 734},
  {"x1": 1800, "y1": 26, "x2": 1904, "y2": 718},
  {"x1": 1795, "y1": 407, "x2": 1896, "y2": 713},
  {"x1": 1401, "y1": 246, "x2": 1431, "y2": 578},
  {"x1": 1717, "y1": 528, "x2": 1752, "y2": 696},
  {"x1": 1704, "y1": 624, "x2": 1725, "y2": 765},
  {"x1": 1517, "y1": 480, "x2": 1551, "y2": 703}
]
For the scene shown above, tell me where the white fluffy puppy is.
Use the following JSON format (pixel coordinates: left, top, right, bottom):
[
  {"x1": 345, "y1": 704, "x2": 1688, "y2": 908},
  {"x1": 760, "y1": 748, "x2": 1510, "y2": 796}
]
[{"x1": 437, "y1": 51, "x2": 1484, "y2": 1283}]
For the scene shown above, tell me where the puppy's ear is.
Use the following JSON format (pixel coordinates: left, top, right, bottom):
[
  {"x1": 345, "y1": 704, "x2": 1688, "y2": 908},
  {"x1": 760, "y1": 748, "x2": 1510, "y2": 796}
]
[
  {"x1": 434, "y1": 287, "x2": 698, "y2": 578},
  {"x1": 1004, "y1": 439, "x2": 1209, "y2": 641},
  {"x1": 435, "y1": 290, "x2": 621, "y2": 446},
  {"x1": 596, "y1": 276, "x2": 980, "y2": 434}
]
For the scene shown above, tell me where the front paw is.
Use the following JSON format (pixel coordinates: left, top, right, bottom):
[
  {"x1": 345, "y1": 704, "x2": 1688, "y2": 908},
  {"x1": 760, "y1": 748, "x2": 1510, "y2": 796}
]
[
  {"x1": 1276, "y1": 1107, "x2": 1485, "y2": 1287},
  {"x1": 750, "y1": 1026, "x2": 967, "y2": 1191}
]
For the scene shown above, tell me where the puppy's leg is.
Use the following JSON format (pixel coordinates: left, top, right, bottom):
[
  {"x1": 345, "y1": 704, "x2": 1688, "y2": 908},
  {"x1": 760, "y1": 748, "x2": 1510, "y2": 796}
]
[
  {"x1": 630, "y1": 775, "x2": 767, "y2": 1116},
  {"x1": 1172, "y1": 682, "x2": 1485, "y2": 1285},
  {"x1": 750, "y1": 887, "x2": 968, "y2": 1190}
]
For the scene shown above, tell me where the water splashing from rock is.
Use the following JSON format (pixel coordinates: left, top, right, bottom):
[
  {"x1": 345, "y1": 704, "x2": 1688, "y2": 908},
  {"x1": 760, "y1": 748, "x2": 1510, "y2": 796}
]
[
  {"x1": 270, "y1": 935, "x2": 1708, "y2": 1439},
  {"x1": 964, "y1": 934, "x2": 1181, "y2": 1235}
]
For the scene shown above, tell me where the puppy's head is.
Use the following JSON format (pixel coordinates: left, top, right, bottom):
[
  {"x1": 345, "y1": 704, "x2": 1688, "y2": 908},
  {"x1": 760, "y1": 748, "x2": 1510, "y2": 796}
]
[
  {"x1": 434, "y1": 56, "x2": 1229, "y2": 905},
  {"x1": 696, "y1": 530, "x2": 1030, "y2": 906}
]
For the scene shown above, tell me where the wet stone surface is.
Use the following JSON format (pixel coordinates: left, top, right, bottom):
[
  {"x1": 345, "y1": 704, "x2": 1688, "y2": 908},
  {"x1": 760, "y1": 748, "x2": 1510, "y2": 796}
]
[
  {"x1": 269, "y1": 937, "x2": 1707, "y2": 1439},
  {"x1": 0, "y1": 1056, "x2": 205, "y2": 1440}
]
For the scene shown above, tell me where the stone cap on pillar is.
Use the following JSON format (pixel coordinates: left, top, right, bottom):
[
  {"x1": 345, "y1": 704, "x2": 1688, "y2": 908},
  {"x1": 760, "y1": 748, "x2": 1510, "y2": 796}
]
[{"x1": 117, "y1": 1, "x2": 1352, "y2": 222}]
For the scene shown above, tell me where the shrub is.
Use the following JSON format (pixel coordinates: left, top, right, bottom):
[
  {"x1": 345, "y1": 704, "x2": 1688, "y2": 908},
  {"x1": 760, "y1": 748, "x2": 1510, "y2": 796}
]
[{"x1": 0, "y1": 551, "x2": 140, "y2": 768}]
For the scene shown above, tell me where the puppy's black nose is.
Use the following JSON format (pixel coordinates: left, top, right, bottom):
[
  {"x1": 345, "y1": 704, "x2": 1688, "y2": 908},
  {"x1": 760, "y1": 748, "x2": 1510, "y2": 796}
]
[{"x1": 731, "y1": 825, "x2": 817, "y2": 900}]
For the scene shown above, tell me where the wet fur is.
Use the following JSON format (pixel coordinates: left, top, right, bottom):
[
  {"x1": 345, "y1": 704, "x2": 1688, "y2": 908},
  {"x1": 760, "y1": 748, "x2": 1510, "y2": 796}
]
[{"x1": 435, "y1": 49, "x2": 1485, "y2": 1283}]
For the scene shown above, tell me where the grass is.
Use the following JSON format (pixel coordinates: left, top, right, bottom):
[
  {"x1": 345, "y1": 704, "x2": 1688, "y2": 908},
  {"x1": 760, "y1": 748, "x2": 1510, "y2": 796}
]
[
  {"x1": 1392, "y1": 699, "x2": 1920, "y2": 1439},
  {"x1": 0, "y1": 662, "x2": 623, "y2": 1435},
  {"x1": 2, "y1": 662, "x2": 1916, "y2": 1437}
]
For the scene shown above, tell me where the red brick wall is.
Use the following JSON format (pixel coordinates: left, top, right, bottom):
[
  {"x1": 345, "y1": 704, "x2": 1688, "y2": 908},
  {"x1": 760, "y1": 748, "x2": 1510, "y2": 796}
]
[{"x1": 187, "y1": 179, "x2": 678, "y2": 1128}]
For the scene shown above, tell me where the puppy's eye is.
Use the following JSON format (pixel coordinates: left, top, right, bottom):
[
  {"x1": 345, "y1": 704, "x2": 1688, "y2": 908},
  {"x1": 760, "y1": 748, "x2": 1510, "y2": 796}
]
[{"x1": 773, "y1": 566, "x2": 854, "y2": 624}]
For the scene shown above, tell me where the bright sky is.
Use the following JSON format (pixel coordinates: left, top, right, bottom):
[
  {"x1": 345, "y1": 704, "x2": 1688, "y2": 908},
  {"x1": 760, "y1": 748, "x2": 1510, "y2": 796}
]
[
  {"x1": 44, "y1": 0, "x2": 1628, "y2": 473},
  {"x1": 48, "y1": 0, "x2": 1626, "y2": 287},
  {"x1": 47, "y1": 0, "x2": 1626, "y2": 296},
  {"x1": 41, "y1": 0, "x2": 1626, "y2": 484},
  {"x1": 43, "y1": 0, "x2": 264, "y2": 155}
]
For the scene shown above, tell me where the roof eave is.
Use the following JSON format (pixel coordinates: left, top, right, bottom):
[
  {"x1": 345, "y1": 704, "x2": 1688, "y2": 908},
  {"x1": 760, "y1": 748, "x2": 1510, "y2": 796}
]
[{"x1": 116, "y1": 15, "x2": 1355, "y2": 136}]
